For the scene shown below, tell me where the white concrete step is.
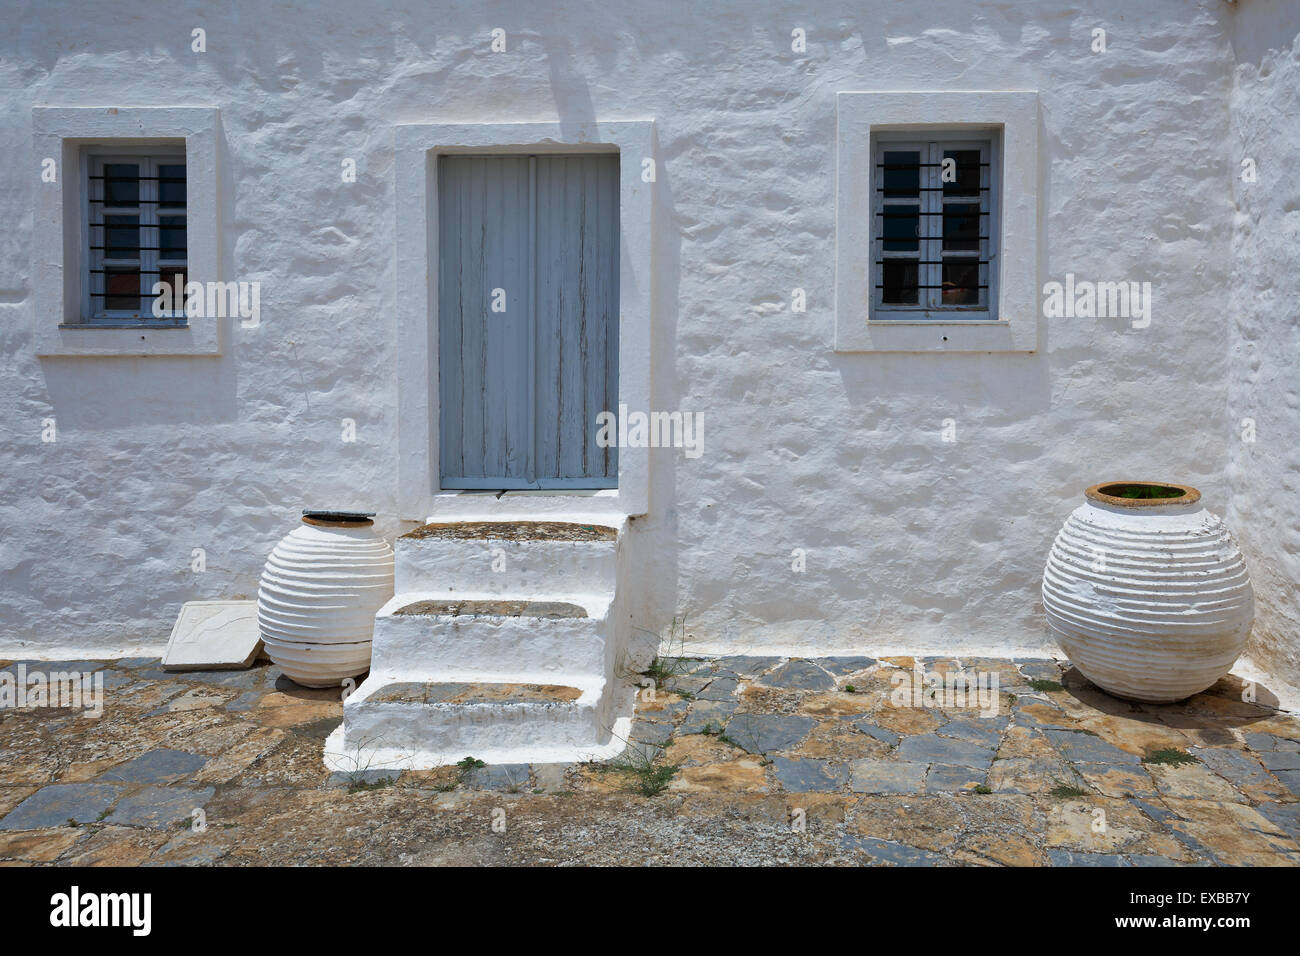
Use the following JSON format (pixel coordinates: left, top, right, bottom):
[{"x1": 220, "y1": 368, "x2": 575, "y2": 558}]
[
  {"x1": 328, "y1": 676, "x2": 630, "y2": 767},
  {"x1": 369, "y1": 592, "x2": 614, "y2": 681},
  {"x1": 395, "y1": 519, "x2": 621, "y2": 598}
]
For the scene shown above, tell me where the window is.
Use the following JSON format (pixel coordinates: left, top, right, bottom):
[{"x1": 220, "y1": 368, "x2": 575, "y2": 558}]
[
  {"x1": 86, "y1": 150, "x2": 188, "y2": 325},
  {"x1": 33, "y1": 106, "x2": 220, "y2": 356},
  {"x1": 873, "y1": 136, "x2": 995, "y2": 320},
  {"x1": 834, "y1": 91, "x2": 1039, "y2": 352}
]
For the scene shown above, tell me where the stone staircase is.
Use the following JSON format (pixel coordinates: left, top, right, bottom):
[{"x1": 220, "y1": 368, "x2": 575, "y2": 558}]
[{"x1": 325, "y1": 518, "x2": 635, "y2": 770}]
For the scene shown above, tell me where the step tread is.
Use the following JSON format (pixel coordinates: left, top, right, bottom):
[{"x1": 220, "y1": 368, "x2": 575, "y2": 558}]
[
  {"x1": 366, "y1": 681, "x2": 584, "y2": 706},
  {"x1": 392, "y1": 598, "x2": 587, "y2": 619},
  {"x1": 400, "y1": 520, "x2": 617, "y2": 543}
]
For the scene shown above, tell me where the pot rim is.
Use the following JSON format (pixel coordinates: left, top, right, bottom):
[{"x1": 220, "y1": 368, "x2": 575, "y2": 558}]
[
  {"x1": 1084, "y1": 481, "x2": 1201, "y2": 509},
  {"x1": 301, "y1": 510, "x2": 375, "y2": 528}
]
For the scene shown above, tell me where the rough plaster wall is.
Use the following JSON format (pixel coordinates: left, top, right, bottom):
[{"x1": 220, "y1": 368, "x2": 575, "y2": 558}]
[
  {"x1": 1227, "y1": 0, "x2": 1300, "y2": 691},
  {"x1": 0, "y1": 1, "x2": 1239, "y2": 659}
]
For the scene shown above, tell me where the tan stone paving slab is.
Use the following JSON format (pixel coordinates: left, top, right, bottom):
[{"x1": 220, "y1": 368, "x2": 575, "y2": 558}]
[
  {"x1": 249, "y1": 698, "x2": 342, "y2": 730},
  {"x1": 797, "y1": 691, "x2": 876, "y2": 718},
  {"x1": 957, "y1": 831, "x2": 1046, "y2": 867},
  {"x1": 56, "y1": 825, "x2": 172, "y2": 866},
  {"x1": 1076, "y1": 763, "x2": 1161, "y2": 799},
  {"x1": 669, "y1": 759, "x2": 769, "y2": 794},
  {"x1": 0, "y1": 786, "x2": 40, "y2": 818},
  {"x1": 873, "y1": 706, "x2": 947, "y2": 736},
  {"x1": 55, "y1": 757, "x2": 126, "y2": 783},
  {"x1": 160, "y1": 714, "x2": 260, "y2": 756},
  {"x1": 192, "y1": 728, "x2": 289, "y2": 786},
  {"x1": 1075, "y1": 714, "x2": 1194, "y2": 756},
  {"x1": 794, "y1": 720, "x2": 889, "y2": 760},
  {"x1": 1044, "y1": 798, "x2": 1167, "y2": 854},
  {"x1": 0, "y1": 827, "x2": 85, "y2": 862},
  {"x1": 1161, "y1": 799, "x2": 1300, "y2": 866},
  {"x1": 1148, "y1": 763, "x2": 1250, "y2": 803},
  {"x1": 847, "y1": 794, "x2": 1040, "y2": 853},
  {"x1": 987, "y1": 757, "x2": 1073, "y2": 794},
  {"x1": 666, "y1": 733, "x2": 742, "y2": 767}
]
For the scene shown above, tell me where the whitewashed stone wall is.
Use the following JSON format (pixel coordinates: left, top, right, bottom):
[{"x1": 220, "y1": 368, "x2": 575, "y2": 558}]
[
  {"x1": 1227, "y1": 0, "x2": 1300, "y2": 691},
  {"x1": 0, "y1": 2, "x2": 1294, "y2": 690}
]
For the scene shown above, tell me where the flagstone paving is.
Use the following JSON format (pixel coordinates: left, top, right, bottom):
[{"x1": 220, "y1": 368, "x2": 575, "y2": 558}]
[{"x1": 0, "y1": 655, "x2": 1298, "y2": 866}]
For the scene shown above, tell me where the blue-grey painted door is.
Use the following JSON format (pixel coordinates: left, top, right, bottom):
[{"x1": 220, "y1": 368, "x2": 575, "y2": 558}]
[{"x1": 438, "y1": 154, "x2": 619, "y2": 489}]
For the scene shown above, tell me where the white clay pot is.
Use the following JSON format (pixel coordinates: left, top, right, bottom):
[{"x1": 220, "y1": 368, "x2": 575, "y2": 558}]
[
  {"x1": 1042, "y1": 482, "x2": 1254, "y2": 703},
  {"x1": 258, "y1": 513, "x2": 394, "y2": 688}
]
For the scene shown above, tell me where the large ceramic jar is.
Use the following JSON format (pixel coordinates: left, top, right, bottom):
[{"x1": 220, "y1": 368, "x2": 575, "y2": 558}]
[
  {"x1": 1042, "y1": 482, "x2": 1254, "y2": 703},
  {"x1": 257, "y1": 512, "x2": 395, "y2": 688}
]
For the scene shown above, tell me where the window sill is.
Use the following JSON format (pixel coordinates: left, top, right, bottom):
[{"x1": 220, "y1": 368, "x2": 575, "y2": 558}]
[
  {"x1": 835, "y1": 316, "x2": 1035, "y2": 353},
  {"x1": 38, "y1": 321, "x2": 220, "y2": 357}
]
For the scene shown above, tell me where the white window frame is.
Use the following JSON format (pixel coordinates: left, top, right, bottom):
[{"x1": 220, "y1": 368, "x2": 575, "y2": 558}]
[
  {"x1": 835, "y1": 91, "x2": 1039, "y2": 353},
  {"x1": 394, "y1": 121, "x2": 656, "y2": 521},
  {"x1": 872, "y1": 134, "x2": 998, "y2": 321},
  {"x1": 85, "y1": 148, "x2": 188, "y2": 325},
  {"x1": 33, "y1": 107, "x2": 221, "y2": 356}
]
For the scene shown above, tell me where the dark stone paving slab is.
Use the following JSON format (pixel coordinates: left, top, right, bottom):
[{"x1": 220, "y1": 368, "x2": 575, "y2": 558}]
[
  {"x1": 1244, "y1": 732, "x2": 1300, "y2": 753},
  {"x1": 1256, "y1": 801, "x2": 1300, "y2": 838},
  {"x1": 848, "y1": 759, "x2": 927, "y2": 794},
  {"x1": 326, "y1": 769, "x2": 398, "y2": 789},
  {"x1": 1257, "y1": 751, "x2": 1300, "y2": 772},
  {"x1": 680, "y1": 699, "x2": 737, "y2": 736},
  {"x1": 163, "y1": 668, "x2": 265, "y2": 690},
  {"x1": 0, "y1": 784, "x2": 124, "y2": 830},
  {"x1": 898, "y1": 734, "x2": 995, "y2": 769},
  {"x1": 99, "y1": 749, "x2": 209, "y2": 785},
  {"x1": 1018, "y1": 660, "x2": 1064, "y2": 681},
  {"x1": 756, "y1": 660, "x2": 836, "y2": 692},
  {"x1": 722, "y1": 713, "x2": 818, "y2": 754},
  {"x1": 937, "y1": 716, "x2": 1007, "y2": 750},
  {"x1": 819, "y1": 657, "x2": 878, "y2": 677},
  {"x1": 926, "y1": 764, "x2": 986, "y2": 792},
  {"x1": 1191, "y1": 746, "x2": 1277, "y2": 791},
  {"x1": 226, "y1": 691, "x2": 262, "y2": 712},
  {"x1": 770, "y1": 757, "x2": 848, "y2": 792},
  {"x1": 105, "y1": 786, "x2": 215, "y2": 829},
  {"x1": 695, "y1": 677, "x2": 740, "y2": 702},
  {"x1": 629, "y1": 720, "x2": 674, "y2": 746},
  {"x1": 1043, "y1": 728, "x2": 1142, "y2": 765},
  {"x1": 1047, "y1": 849, "x2": 1130, "y2": 866},
  {"x1": 465, "y1": 764, "x2": 532, "y2": 792},
  {"x1": 840, "y1": 834, "x2": 947, "y2": 866},
  {"x1": 852, "y1": 719, "x2": 901, "y2": 748},
  {"x1": 1273, "y1": 770, "x2": 1300, "y2": 797},
  {"x1": 712, "y1": 656, "x2": 781, "y2": 677}
]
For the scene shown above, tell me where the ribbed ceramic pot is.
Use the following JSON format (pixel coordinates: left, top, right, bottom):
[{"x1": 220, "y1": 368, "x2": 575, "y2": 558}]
[
  {"x1": 257, "y1": 513, "x2": 394, "y2": 688},
  {"x1": 1042, "y1": 482, "x2": 1253, "y2": 703}
]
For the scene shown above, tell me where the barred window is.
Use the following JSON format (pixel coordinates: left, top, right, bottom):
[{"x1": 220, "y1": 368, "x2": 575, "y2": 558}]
[
  {"x1": 86, "y1": 150, "x2": 187, "y2": 324},
  {"x1": 873, "y1": 135, "x2": 996, "y2": 320}
]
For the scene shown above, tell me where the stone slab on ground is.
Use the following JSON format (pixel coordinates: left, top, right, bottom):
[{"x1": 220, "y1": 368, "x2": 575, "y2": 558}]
[{"x1": 162, "y1": 601, "x2": 262, "y2": 671}]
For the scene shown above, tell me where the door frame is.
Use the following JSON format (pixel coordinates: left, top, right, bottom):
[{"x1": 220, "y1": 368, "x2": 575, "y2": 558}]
[{"x1": 395, "y1": 120, "x2": 655, "y2": 521}]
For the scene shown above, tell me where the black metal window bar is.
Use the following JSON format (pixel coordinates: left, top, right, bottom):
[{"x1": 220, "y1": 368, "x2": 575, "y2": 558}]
[
  {"x1": 86, "y1": 157, "x2": 187, "y2": 323},
  {"x1": 873, "y1": 141, "x2": 993, "y2": 314}
]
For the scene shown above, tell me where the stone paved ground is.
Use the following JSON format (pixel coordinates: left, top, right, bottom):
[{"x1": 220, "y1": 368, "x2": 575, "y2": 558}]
[{"x1": 1, "y1": 654, "x2": 1298, "y2": 866}]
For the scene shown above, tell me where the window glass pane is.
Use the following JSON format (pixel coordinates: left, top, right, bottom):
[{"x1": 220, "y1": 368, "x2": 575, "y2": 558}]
[
  {"x1": 104, "y1": 164, "x2": 139, "y2": 206},
  {"x1": 942, "y1": 203, "x2": 981, "y2": 251},
  {"x1": 103, "y1": 215, "x2": 140, "y2": 258},
  {"x1": 881, "y1": 260, "x2": 919, "y2": 304},
  {"x1": 104, "y1": 268, "x2": 141, "y2": 310},
  {"x1": 882, "y1": 205, "x2": 919, "y2": 251},
  {"x1": 941, "y1": 149, "x2": 981, "y2": 196},
  {"x1": 882, "y1": 150, "x2": 920, "y2": 196},
  {"x1": 159, "y1": 216, "x2": 187, "y2": 258},
  {"x1": 941, "y1": 260, "x2": 980, "y2": 305},
  {"x1": 154, "y1": 268, "x2": 187, "y2": 311},
  {"x1": 158, "y1": 164, "x2": 186, "y2": 206}
]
